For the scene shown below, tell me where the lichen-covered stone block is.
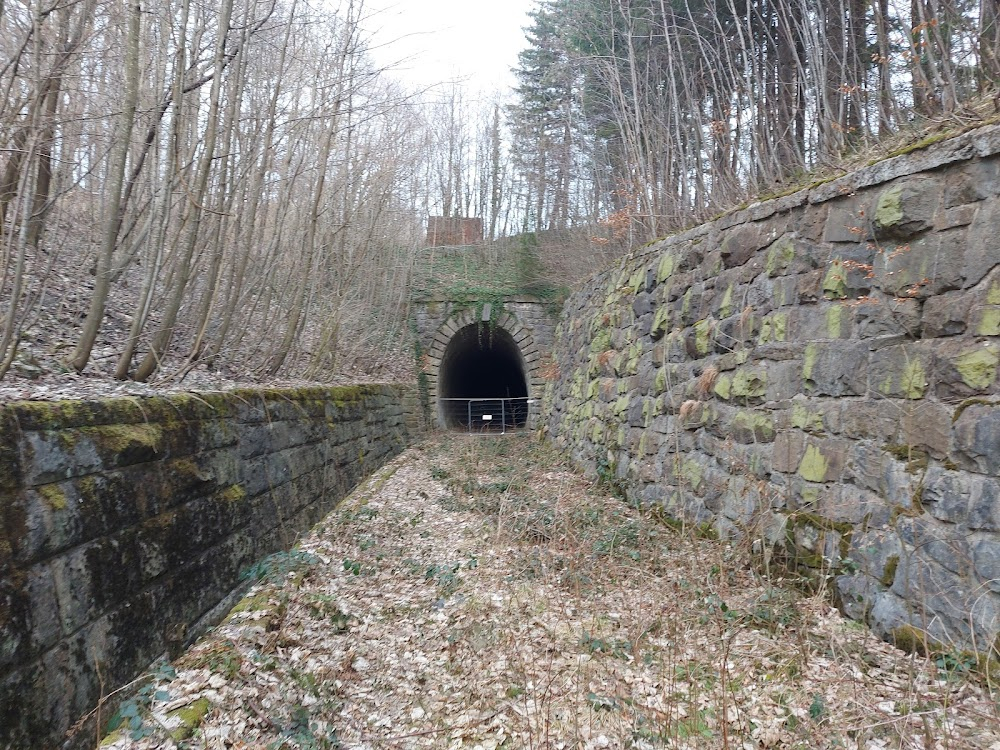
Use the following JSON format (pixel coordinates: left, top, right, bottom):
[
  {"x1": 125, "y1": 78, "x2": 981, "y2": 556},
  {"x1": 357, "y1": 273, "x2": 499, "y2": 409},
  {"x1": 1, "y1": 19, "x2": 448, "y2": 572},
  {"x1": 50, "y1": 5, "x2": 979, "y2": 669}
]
[
  {"x1": 872, "y1": 178, "x2": 939, "y2": 238},
  {"x1": 544, "y1": 127, "x2": 1000, "y2": 663}
]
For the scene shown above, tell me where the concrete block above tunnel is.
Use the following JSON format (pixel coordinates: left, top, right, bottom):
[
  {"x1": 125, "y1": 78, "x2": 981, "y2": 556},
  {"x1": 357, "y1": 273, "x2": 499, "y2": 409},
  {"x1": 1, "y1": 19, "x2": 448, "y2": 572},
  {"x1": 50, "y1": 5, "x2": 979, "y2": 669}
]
[{"x1": 437, "y1": 323, "x2": 529, "y2": 430}]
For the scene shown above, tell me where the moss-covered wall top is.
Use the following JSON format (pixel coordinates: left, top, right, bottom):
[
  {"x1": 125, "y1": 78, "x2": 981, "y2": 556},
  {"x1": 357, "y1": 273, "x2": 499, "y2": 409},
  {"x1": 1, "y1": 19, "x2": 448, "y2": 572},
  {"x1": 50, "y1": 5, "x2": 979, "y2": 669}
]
[
  {"x1": 545, "y1": 123, "x2": 1000, "y2": 658},
  {"x1": 0, "y1": 385, "x2": 408, "y2": 749}
]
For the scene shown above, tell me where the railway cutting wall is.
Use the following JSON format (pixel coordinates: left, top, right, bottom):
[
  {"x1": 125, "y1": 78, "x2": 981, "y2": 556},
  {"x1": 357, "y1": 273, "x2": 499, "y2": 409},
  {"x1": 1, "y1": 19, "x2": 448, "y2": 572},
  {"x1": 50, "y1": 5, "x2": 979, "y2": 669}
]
[
  {"x1": 0, "y1": 385, "x2": 407, "y2": 749},
  {"x1": 545, "y1": 125, "x2": 1000, "y2": 656}
]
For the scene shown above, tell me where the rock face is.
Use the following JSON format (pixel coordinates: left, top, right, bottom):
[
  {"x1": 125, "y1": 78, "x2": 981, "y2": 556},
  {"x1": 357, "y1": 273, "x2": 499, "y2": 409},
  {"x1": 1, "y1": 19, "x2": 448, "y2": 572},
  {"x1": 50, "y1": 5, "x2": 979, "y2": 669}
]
[
  {"x1": 0, "y1": 385, "x2": 408, "y2": 749},
  {"x1": 545, "y1": 123, "x2": 1000, "y2": 657}
]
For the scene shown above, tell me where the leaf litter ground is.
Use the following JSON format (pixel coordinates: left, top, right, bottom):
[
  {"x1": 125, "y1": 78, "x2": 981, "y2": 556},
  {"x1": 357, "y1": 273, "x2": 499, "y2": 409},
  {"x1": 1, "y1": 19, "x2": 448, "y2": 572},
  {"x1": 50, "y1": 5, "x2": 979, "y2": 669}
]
[{"x1": 102, "y1": 434, "x2": 1000, "y2": 750}]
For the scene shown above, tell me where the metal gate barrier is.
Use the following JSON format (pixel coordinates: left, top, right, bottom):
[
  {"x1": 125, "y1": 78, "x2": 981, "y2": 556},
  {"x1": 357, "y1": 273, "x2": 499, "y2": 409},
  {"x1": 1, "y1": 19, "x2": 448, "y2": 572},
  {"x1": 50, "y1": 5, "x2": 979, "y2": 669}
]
[{"x1": 440, "y1": 397, "x2": 532, "y2": 433}]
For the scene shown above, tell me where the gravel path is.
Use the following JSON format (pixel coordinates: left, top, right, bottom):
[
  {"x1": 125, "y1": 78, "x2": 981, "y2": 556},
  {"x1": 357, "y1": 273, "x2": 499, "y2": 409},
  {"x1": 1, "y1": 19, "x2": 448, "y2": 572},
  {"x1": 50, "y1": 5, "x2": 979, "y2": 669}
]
[{"x1": 97, "y1": 435, "x2": 1000, "y2": 750}]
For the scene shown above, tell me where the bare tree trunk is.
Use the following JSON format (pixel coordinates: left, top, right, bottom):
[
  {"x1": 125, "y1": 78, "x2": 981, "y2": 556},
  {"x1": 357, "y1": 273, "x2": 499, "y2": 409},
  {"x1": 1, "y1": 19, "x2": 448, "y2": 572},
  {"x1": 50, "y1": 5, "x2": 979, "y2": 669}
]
[
  {"x1": 488, "y1": 104, "x2": 502, "y2": 240},
  {"x1": 873, "y1": 0, "x2": 896, "y2": 132},
  {"x1": 911, "y1": 0, "x2": 938, "y2": 115},
  {"x1": 133, "y1": 0, "x2": 233, "y2": 381},
  {"x1": 775, "y1": 0, "x2": 803, "y2": 175},
  {"x1": 0, "y1": 133, "x2": 39, "y2": 379},
  {"x1": 981, "y1": 0, "x2": 1000, "y2": 88},
  {"x1": 25, "y1": 75, "x2": 60, "y2": 249},
  {"x1": 846, "y1": 0, "x2": 868, "y2": 145},
  {"x1": 69, "y1": 0, "x2": 138, "y2": 372}
]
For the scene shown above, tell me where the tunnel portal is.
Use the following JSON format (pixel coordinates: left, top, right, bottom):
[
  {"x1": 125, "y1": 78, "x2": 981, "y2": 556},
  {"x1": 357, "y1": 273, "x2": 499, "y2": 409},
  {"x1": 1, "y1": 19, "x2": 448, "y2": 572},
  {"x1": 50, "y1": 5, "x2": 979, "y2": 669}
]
[{"x1": 438, "y1": 323, "x2": 528, "y2": 430}]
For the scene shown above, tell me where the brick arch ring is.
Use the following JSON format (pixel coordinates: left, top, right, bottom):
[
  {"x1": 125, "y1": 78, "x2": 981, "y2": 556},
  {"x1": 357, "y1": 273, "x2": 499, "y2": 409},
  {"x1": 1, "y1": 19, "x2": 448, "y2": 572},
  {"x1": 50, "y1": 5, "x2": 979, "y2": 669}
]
[{"x1": 423, "y1": 306, "x2": 543, "y2": 429}]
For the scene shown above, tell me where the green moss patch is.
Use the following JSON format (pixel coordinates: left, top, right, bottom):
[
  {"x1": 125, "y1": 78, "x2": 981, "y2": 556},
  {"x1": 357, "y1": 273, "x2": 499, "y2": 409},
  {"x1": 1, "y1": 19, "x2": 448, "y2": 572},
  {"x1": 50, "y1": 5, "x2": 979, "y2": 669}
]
[
  {"x1": 86, "y1": 422, "x2": 164, "y2": 457},
  {"x1": 952, "y1": 397, "x2": 1000, "y2": 423},
  {"x1": 220, "y1": 484, "x2": 247, "y2": 503},
  {"x1": 168, "y1": 697, "x2": 212, "y2": 742},
  {"x1": 883, "y1": 443, "x2": 929, "y2": 474},
  {"x1": 890, "y1": 624, "x2": 936, "y2": 657},
  {"x1": 880, "y1": 555, "x2": 899, "y2": 587}
]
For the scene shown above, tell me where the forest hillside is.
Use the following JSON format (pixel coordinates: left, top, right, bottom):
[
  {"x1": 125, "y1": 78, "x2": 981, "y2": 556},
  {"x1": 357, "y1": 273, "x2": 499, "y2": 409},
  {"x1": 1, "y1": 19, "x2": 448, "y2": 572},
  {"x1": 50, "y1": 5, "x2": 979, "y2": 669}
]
[{"x1": 1, "y1": 0, "x2": 998, "y2": 397}]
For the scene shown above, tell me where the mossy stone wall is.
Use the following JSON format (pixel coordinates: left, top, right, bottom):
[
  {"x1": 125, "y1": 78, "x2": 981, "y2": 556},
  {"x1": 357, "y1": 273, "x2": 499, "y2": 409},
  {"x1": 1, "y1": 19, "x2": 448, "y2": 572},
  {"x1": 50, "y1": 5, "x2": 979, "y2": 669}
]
[
  {"x1": 545, "y1": 123, "x2": 1000, "y2": 657},
  {"x1": 0, "y1": 385, "x2": 407, "y2": 749}
]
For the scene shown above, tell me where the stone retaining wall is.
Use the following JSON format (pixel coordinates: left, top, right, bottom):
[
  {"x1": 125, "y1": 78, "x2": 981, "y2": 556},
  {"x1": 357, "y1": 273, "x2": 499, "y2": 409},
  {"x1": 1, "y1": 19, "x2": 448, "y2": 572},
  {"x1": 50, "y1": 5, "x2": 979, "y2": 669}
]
[
  {"x1": 545, "y1": 124, "x2": 1000, "y2": 657},
  {"x1": 0, "y1": 385, "x2": 408, "y2": 749}
]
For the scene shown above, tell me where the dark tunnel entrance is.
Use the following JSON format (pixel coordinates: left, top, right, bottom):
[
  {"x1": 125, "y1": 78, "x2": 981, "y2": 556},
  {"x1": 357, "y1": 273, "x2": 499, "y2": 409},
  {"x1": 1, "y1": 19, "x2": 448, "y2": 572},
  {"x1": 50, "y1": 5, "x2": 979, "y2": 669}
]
[{"x1": 438, "y1": 323, "x2": 529, "y2": 431}]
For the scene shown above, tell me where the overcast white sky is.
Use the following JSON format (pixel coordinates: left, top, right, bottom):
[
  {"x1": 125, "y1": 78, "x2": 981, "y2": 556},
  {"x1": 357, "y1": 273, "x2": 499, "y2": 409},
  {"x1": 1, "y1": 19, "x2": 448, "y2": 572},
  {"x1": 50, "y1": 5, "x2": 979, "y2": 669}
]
[{"x1": 362, "y1": 0, "x2": 537, "y2": 96}]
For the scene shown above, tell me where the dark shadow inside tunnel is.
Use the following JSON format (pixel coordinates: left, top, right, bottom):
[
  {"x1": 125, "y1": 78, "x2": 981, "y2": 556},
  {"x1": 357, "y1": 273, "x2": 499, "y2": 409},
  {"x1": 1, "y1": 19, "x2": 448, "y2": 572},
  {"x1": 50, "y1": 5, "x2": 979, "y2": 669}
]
[{"x1": 438, "y1": 324, "x2": 528, "y2": 430}]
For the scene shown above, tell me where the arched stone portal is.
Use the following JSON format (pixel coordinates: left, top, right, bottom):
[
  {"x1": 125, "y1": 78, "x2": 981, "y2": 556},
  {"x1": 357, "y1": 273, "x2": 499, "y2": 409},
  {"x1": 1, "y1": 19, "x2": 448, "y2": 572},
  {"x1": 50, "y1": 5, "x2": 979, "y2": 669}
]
[
  {"x1": 438, "y1": 325, "x2": 528, "y2": 429},
  {"x1": 422, "y1": 307, "x2": 543, "y2": 430}
]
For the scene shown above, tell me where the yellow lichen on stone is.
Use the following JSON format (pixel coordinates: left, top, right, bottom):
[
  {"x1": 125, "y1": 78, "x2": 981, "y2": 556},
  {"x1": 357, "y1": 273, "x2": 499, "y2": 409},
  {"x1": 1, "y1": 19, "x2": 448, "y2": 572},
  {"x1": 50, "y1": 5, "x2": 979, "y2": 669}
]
[
  {"x1": 713, "y1": 374, "x2": 732, "y2": 401},
  {"x1": 730, "y1": 369, "x2": 767, "y2": 399},
  {"x1": 654, "y1": 367, "x2": 668, "y2": 394},
  {"x1": 694, "y1": 319, "x2": 713, "y2": 355},
  {"x1": 954, "y1": 346, "x2": 999, "y2": 390},
  {"x1": 802, "y1": 343, "x2": 818, "y2": 384},
  {"x1": 765, "y1": 236, "x2": 796, "y2": 277},
  {"x1": 720, "y1": 284, "x2": 734, "y2": 318},
  {"x1": 731, "y1": 411, "x2": 775, "y2": 441},
  {"x1": 657, "y1": 253, "x2": 676, "y2": 283},
  {"x1": 900, "y1": 359, "x2": 927, "y2": 399},
  {"x1": 875, "y1": 185, "x2": 904, "y2": 228},
  {"x1": 37, "y1": 483, "x2": 68, "y2": 511},
  {"x1": 651, "y1": 306, "x2": 670, "y2": 338},
  {"x1": 629, "y1": 267, "x2": 646, "y2": 294},
  {"x1": 822, "y1": 261, "x2": 848, "y2": 300},
  {"x1": 827, "y1": 305, "x2": 844, "y2": 338},
  {"x1": 760, "y1": 312, "x2": 788, "y2": 343},
  {"x1": 220, "y1": 484, "x2": 246, "y2": 503},
  {"x1": 989, "y1": 283, "x2": 1000, "y2": 305},
  {"x1": 977, "y1": 308, "x2": 1000, "y2": 336},
  {"x1": 791, "y1": 402, "x2": 823, "y2": 432},
  {"x1": 680, "y1": 459, "x2": 703, "y2": 490},
  {"x1": 798, "y1": 444, "x2": 829, "y2": 482}
]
